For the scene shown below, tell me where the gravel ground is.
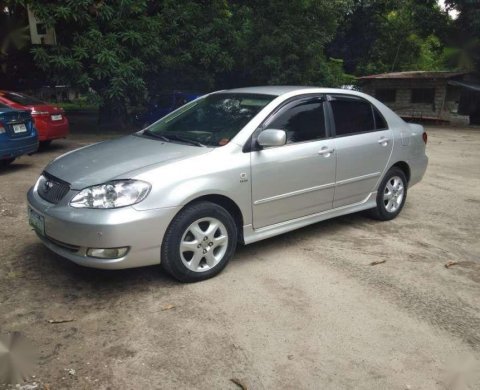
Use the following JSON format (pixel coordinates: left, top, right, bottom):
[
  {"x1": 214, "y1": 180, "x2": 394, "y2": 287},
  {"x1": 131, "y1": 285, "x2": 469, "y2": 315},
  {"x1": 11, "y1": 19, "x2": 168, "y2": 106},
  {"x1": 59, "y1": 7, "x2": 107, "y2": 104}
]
[{"x1": 0, "y1": 127, "x2": 479, "y2": 389}]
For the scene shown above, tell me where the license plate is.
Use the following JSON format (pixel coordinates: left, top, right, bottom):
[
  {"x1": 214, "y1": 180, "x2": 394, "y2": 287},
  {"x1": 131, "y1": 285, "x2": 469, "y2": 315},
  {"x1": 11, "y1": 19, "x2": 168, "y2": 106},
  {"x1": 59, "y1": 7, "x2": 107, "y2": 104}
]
[
  {"x1": 51, "y1": 114, "x2": 62, "y2": 121},
  {"x1": 13, "y1": 123, "x2": 27, "y2": 133},
  {"x1": 28, "y1": 207, "x2": 45, "y2": 236}
]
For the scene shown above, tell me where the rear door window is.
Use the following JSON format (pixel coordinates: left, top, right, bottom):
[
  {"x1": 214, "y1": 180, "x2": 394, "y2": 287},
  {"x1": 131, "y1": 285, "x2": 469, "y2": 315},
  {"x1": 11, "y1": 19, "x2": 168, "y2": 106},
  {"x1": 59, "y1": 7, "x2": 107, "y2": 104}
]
[{"x1": 329, "y1": 96, "x2": 384, "y2": 136}]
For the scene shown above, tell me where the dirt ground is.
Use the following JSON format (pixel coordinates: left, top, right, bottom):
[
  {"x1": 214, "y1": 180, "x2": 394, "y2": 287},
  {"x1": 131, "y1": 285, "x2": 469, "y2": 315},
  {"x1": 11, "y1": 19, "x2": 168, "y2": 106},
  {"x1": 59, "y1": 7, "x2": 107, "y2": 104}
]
[{"x1": 0, "y1": 127, "x2": 479, "y2": 390}]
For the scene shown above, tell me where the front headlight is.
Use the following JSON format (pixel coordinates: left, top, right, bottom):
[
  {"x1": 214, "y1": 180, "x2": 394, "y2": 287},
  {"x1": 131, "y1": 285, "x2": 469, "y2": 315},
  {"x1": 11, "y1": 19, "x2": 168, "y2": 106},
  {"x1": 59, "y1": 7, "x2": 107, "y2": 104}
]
[{"x1": 70, "y1": 180, "x2": 151, "y2": 209}]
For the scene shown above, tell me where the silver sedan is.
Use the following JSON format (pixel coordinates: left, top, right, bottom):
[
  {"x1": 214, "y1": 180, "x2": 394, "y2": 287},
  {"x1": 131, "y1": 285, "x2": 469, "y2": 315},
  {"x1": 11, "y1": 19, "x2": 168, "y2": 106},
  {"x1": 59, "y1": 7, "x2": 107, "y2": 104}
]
[{"x1": 27, "y1": 86, "x2": 428, "y2": 282}]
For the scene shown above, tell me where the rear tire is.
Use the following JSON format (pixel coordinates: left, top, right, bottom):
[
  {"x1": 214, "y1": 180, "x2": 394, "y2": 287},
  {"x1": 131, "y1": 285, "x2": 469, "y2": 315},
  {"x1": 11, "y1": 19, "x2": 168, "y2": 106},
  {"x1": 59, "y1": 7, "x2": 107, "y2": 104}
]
[
  {"x1": 368, "y1": 167, "x2": 407, "y2": 221},
  {"x1": 161, "y1": 201, "x2": 238, "y2": 282},
  {"x1": 39, "y1": 140, "x2": 52, "y2": 149},
  {"x1": 0, "y1": 158, "x2": 15, "y2": 167}
]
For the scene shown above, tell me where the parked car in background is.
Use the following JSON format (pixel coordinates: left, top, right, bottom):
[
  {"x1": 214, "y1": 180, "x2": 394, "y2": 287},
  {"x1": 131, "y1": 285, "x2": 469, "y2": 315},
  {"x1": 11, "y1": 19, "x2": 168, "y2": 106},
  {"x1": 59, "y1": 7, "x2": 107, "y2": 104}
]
[
  {"x1": 0, "y1": 90, "x2": 69, "y2": 146},
  {"x1": 28, "y1": 86, "x2": 428, "y2": 282},
  {"x1": 135, "y1": 91, "x2": 201, "y2": 127},
  {"x1": 0, "y1": 102, "x2": 38, "y2": 166}
]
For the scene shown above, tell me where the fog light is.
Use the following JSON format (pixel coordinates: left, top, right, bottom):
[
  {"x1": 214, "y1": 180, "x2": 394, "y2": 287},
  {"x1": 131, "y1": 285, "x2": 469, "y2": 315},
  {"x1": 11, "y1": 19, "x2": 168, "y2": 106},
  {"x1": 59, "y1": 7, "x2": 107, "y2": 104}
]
[{"x1": 87, "y1": 247, "x2": 129, "y2": 259}]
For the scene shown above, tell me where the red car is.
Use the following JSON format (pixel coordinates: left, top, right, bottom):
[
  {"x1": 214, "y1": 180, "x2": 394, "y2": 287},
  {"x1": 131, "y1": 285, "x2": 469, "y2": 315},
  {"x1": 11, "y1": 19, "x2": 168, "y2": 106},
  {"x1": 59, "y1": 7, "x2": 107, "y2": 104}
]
[{"x1": 0, "y1": 90, "x2": 69, "y2": 145}]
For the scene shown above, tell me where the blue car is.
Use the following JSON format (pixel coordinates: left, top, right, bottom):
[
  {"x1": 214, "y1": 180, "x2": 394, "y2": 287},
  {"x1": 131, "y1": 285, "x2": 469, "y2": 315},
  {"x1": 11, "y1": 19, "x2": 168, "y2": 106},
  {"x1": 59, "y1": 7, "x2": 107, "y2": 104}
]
[
  {"x1": 0, "y1": 102, "x2": 38, "y2": 167},
  {"x1": 135, "y1": 91, "x2": 201, "y2": 127}
]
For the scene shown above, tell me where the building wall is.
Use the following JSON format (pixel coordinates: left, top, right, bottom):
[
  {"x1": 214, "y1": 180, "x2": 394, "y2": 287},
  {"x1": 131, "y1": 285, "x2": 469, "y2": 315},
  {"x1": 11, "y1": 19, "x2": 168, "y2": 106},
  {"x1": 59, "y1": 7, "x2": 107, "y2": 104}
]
[{"x1": 361, "y1": 79, "x2": 469, "y2": 124}]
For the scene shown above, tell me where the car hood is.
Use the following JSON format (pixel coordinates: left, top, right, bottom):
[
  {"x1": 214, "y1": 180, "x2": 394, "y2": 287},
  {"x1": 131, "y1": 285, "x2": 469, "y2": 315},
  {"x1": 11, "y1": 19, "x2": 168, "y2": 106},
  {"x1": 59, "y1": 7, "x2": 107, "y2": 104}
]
[{"x1": 45, "y1": 135, "x2": 213, "y2": 189}]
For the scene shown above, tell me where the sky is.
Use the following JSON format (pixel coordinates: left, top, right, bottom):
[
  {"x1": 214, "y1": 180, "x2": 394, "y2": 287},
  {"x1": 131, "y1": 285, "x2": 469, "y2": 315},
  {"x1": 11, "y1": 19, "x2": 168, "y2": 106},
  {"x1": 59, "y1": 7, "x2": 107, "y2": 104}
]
[{"x1": 438, "y1": 0, "x2": 460, "y2": 19}]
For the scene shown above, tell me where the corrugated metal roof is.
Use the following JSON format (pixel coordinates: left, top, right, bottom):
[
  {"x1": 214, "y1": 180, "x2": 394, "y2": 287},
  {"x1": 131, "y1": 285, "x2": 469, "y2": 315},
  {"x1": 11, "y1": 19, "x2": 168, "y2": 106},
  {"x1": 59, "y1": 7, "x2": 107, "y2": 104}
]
[{"x1": 358, "y1": 71, "x2": 466, "y2": 80}]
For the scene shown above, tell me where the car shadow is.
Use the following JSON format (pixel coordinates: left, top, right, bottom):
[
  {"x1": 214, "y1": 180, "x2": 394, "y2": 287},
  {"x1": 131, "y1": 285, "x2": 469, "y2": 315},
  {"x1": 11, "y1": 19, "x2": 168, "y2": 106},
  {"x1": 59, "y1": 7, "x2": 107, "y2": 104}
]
[
  {"x1": 34, "y1": 142, "x2": 70, "y2": 154},
  {"x1": 17, "y1": 243, "x2": 177, "y2": 299},
  {"x1": 0, "y1": 162, "x2": 32, "y2": 175},
  {"x1": 234, "y1": 211, "x2": 376, "y2": 261},
  {"x1": 15, "y1": 212, "x2": 377, "y2": 298}
]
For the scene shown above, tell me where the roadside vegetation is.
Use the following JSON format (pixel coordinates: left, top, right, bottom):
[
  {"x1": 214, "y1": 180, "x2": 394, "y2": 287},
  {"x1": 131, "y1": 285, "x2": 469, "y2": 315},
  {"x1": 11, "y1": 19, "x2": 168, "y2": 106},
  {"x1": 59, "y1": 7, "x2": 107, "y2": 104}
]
[{"x1": 0, "y1": 0, "x2": 478, "y2": 127}]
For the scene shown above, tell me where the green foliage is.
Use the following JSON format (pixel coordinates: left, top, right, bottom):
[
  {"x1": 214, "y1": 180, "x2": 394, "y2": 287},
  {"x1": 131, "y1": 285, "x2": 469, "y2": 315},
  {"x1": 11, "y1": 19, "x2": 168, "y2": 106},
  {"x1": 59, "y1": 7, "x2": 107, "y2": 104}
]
[
  {"x1": 16, "y1": 0, "x2": 355, "y2": 123},
  {"x1": 329, "y1": 0, "x2": 453, "y2": 75},
  {"x1": 416, "y1": 35, "x2": 448, "y2": 71},
  {"x1": 443, "y1": 0, "x2": 480, "y2": 71},
  {"x1": 228, "y1": 0, "x2": 353, "y2": 86},
  {"x1": 0, "y1": 3, "x2": 31, "y2": 77},
  {"x1": 24, "y1": 0, "x2": 247, "y2": 122},
  {"x1": 2, "y1": 0, "x2": 477, "y2": 123},
  {"x1": 27, "y1": 1, "x2": 157, "y2": 120}
]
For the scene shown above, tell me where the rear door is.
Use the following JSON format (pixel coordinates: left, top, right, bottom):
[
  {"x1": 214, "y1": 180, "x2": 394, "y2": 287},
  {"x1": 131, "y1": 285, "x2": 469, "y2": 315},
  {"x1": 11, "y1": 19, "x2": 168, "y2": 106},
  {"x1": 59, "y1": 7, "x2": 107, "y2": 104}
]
[
  {"x1": 251, "y1": 96, "x2": 336, "y2": 228},
  {"x1": 327, "y1": 95, "x2": 393, "y2": 208}
]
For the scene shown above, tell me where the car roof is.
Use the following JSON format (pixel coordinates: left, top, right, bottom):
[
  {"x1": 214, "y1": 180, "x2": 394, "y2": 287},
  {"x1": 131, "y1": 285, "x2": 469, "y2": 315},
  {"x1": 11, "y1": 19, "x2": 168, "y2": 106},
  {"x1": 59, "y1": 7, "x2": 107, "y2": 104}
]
[
  {"x1": 223, "y1": 86, "x2": 319, "y2": 96},
  {"x1": 219, "y1": 86, "x2": 363, "y2": 97}
]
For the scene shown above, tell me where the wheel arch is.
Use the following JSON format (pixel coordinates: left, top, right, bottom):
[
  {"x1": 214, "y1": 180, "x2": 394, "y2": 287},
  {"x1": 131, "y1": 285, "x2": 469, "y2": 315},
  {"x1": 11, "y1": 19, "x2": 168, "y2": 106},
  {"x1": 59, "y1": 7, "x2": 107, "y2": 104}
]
[
  {"x1": 390, "y1": 161, "x2": 411, "y2": 184},
  {"x1": 179, "y1": 194, "x2": 245, "y2": 244}
]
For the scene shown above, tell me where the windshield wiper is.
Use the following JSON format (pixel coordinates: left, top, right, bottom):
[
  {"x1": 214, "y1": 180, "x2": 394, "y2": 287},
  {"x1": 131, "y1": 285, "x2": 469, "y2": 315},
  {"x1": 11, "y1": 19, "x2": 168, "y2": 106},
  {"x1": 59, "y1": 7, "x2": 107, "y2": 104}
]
[
  {"x1": 162, "y1": 134, "x2": 207, "y2": 147},
  {"x1": 143, "y1": 129, "x2": 206, "y2": 147},
  {"x1": 143, "y1": 129, "x2": 170, "y2": 142}
]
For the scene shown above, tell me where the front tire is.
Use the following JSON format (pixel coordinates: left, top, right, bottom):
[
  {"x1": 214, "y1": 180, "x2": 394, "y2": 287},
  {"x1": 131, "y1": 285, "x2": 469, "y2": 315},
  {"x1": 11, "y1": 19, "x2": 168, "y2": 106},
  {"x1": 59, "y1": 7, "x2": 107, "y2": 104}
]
[
  {"x1": 161, "y1": 201, "x2": 238, "y2": 282},
  {"x1": 369, "y1": 167, "x2": 407, "y2": 221}
]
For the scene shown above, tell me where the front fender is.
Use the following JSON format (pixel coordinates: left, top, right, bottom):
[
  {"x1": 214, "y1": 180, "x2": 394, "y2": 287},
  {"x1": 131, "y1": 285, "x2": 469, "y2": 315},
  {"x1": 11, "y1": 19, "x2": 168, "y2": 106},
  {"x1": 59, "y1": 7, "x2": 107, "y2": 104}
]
[{"x1": 132, "y1": 145, "x2": 253, "y2": 225}]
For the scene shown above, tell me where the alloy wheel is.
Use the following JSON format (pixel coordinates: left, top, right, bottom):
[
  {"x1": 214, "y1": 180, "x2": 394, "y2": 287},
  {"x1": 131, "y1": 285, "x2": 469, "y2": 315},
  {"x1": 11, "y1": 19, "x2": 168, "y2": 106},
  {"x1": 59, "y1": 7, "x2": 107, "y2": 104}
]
[
  {"x1": 179, "y1": 217, "x2": 229, "y2": 272},
  {"x1": 383, "y1": 175, "x2": 405, "y2": 213}
]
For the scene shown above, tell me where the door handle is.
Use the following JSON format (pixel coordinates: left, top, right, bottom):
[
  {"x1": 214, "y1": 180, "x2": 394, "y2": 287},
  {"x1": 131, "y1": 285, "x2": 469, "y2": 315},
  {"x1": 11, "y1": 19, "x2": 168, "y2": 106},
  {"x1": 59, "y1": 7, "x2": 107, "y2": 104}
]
[
  {"x1": 318, "y1": 146, "x2": 335, "y2": 157},
  {"x1": 378, "y1": 137, "x2": 389, "y2": 146}
]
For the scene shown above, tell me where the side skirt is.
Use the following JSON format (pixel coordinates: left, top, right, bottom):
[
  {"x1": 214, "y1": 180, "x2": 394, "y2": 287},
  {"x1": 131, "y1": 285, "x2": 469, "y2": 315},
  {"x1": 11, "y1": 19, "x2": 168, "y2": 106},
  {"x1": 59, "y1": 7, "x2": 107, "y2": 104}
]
[{"x1": 243, "y1": 192, "x2": 377, "y2": 245}]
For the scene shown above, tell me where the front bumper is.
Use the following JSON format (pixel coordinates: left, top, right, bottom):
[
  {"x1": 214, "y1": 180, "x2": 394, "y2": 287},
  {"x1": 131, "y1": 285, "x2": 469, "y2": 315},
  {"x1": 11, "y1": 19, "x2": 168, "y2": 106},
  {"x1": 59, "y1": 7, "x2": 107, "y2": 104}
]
[{"x1": 27, "y1": 187, "x2": 180, "y2": 269}]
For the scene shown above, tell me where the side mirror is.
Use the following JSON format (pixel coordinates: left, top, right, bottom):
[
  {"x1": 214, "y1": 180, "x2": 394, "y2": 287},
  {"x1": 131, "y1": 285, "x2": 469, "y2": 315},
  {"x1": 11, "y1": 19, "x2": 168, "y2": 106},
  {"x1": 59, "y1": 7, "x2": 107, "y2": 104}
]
[{"x1": 257, "y1": 129, "x2": 287, "y2": 148}]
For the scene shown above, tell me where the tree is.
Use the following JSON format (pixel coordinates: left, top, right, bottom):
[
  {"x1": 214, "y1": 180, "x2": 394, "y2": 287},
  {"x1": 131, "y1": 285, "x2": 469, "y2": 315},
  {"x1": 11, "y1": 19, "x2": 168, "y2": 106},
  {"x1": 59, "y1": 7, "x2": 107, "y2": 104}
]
[
  {"x1": 0, "y1": 3, "x2": 40, "y2": 89},
  {"x1": 4, "y1": 0, "x2": 464, "y2": 123},
  {"x1": 227, "y1": 0, "x2": 353, "y2": 87},
  {"x1": 25, "y1": 0, "x2": 237, "y2": 125},
  {"x1": 14, "y1": 0, "x2": 354, "y2": 125},
  {"x1": 328, "y1": 0, "x2": 451, "y2": 75},
  {"x1": 443, "y1": 0, "x2": 480, "y2": 71}
]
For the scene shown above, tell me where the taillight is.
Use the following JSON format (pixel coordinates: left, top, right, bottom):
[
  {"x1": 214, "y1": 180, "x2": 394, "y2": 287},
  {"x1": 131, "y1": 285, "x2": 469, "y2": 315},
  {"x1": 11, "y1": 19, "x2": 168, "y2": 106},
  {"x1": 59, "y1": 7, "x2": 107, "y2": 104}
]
[
  {"x1": 30, "y1": 110, "x2": 49, "y2": 116},
  {"x1": 422, "y1": 131, "x2": 428, "y2": 144}
]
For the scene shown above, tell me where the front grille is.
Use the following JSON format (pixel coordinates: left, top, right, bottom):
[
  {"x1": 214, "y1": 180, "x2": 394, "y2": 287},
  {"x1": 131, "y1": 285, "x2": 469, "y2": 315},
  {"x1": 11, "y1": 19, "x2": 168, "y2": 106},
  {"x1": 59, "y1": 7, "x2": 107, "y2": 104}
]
[{"x1": 38, "y1": 172, "x2": 71, "y2": 204}]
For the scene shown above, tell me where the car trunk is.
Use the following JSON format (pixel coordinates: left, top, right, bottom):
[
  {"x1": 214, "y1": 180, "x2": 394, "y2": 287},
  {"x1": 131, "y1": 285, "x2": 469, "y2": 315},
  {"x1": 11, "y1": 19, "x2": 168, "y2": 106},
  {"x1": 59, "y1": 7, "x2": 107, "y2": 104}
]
[
  {"x1": 28, "y1": 104, "x2": 66, "y2": 124},
  {"x1": 0, "y1": 110, "x2": 35, "y2": 138}
]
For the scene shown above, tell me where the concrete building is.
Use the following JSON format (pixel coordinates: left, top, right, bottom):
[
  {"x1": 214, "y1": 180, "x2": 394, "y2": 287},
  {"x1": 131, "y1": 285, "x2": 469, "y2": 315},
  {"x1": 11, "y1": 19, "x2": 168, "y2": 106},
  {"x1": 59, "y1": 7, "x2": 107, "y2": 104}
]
[
  {"x1": 359, "y1": 71, "x2": 480, "y2": 125},
  {"x1": 27, "y1": 6, "x2": 56, "y2": 45}
]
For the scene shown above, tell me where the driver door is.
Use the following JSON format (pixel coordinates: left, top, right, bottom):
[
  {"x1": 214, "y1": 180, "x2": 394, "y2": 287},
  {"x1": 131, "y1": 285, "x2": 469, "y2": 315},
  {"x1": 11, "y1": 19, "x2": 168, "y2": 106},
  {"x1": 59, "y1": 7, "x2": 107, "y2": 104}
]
[{"x1": 250, "y1": 96, "x2": 336, "y2": 229}]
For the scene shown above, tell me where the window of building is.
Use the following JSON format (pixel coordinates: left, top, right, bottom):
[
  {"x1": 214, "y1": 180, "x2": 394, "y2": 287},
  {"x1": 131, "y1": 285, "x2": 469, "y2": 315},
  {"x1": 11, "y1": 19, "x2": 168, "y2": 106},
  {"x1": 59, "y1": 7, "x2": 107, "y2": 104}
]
[
  {"x1": 329, "y1": 97, "x2": 376, "y2": 136},
  {"x1": 375, "y1": 88, "x2": 396, "y2": 103},
  {"x1": 411, "y1": 88, "x2": 435, "y2": 104},
  {"x1": 267, "y1": 99, "x2": 326, "y2": 143}
]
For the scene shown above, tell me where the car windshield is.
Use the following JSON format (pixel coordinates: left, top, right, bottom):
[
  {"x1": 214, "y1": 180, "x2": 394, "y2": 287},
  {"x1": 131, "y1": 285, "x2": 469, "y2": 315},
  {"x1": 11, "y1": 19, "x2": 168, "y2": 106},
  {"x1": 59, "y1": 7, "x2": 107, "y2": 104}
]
[
  {"x1": 1, "y1": 91, "x2": 46, "y2": 106},
  {"x1": 141, "y1": 93, "x2": 275, "y2": 147}
]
